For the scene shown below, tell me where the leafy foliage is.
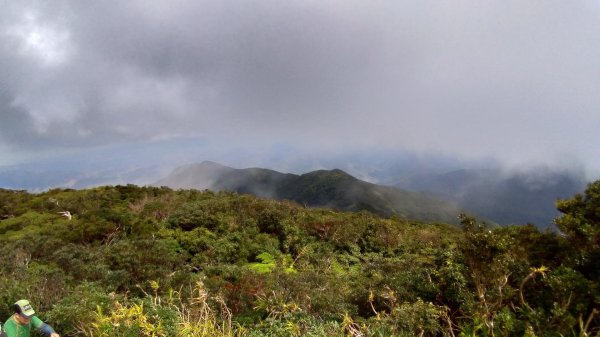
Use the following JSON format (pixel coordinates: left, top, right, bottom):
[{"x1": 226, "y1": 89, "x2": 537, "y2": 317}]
[{"x1": 0, "y1": 183, "x2": 599, "y2": 336}]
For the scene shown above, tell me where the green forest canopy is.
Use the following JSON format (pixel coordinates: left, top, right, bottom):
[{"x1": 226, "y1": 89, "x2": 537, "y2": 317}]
[{"x1": 0, "y1": 181, "x2": 599, "y2": 336}]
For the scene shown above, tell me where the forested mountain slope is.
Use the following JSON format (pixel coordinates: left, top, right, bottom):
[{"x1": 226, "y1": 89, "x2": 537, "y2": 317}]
[
  {"x1": 156, "y1": 161, "x2": 462, "y2": 224},
  {"x1": 0, "y1": 183, "x2": 599, "y2": 336}
]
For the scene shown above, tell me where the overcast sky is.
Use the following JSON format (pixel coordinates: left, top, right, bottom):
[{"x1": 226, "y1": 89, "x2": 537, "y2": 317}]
[{"x1": 2, "y1": 0, "x2": 600, "y2": 178}]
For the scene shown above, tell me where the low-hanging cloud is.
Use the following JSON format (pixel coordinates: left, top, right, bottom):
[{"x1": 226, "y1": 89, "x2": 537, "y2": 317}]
[{"x1": 1, "y1": 0, "x2": 600, "y2": 175}]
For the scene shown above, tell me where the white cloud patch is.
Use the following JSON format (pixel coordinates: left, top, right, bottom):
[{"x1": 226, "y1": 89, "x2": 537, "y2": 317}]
[{"x1": 5, "y1": 9, "x2": 72, "y2": 67}]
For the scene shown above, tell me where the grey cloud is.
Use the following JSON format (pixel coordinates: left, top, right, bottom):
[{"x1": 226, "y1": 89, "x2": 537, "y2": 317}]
[
  {"x1": 0, "y1": 90, "x2": 38, "y2": 146},
  {"x1": 1, "y1": 0, "x2": 600, "y2": 174}
]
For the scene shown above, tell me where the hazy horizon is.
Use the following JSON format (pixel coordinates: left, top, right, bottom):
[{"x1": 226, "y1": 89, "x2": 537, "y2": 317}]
[{"x1": 2, "y1": 1, "x2": 600, "y2": 185}]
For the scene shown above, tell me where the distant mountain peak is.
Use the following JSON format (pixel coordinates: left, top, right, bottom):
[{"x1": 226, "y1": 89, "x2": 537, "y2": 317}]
[
  {"x1": 171, "y1": 161, "x2": 230, "y2": 173},
  {"x1": 301, "y1": 168, "x2": 355, "y2": 179},
  {"x1": 156, "y1": 161, "x2": 461, "y2": 223},
  {"x1": 198, "y1": 160, "x2": 229, "y2": 167}
]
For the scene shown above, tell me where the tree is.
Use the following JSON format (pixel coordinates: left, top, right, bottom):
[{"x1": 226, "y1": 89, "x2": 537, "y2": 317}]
[
  {"x1": 555, "y1": 180, "x2": 600, "y2": 253},
  {"x1": 554, "y1": 180, "x2": 600, "y2": 335}
]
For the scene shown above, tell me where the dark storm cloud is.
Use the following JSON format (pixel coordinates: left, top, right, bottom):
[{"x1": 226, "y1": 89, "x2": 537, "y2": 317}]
[{"x1": 1, "y1": 0, "x2": 600, "y2": 173}]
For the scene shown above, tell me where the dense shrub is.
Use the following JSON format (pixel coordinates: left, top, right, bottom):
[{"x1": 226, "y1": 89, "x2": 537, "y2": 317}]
[{"x1": 0, "y1": 184, "x2": 599, "y2": 336}]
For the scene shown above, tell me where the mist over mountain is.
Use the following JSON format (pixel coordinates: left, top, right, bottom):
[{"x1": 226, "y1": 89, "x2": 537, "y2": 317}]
[
  {"x1": 0, "y1": 149, "x2": 589, "y2": 229},
  {"x1": 0, "y1": 163, "x2": 165, "y2": 192},
  {"x1": 395, "y1": 168, "x2": 587, "y2": 228},
  {"x1": 156, "y1": 161, "x2": 462, "y2": 224},
  {"x1": 155, "y1": 161, "x2": 588, "y2": 228}
]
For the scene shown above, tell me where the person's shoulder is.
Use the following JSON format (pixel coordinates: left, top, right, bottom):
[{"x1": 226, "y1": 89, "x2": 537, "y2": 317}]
[
  {"x1": 2, "y1": 316, "x2": 15, "y2": 327},
  {"x1": 31, "y1": 315, "x2": 45, "y2": 327},
  {"x1": 1, "y1": 317, "x2": 16, "y2": 333}
]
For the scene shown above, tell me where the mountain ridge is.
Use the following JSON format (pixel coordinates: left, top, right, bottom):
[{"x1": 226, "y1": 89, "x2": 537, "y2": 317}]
[
  {"x1": 155, "y1": 161, "x2": 462, "y2": 223},
  {"x1": 394, "y1": 168, "x2": 587, "y2": 227}
]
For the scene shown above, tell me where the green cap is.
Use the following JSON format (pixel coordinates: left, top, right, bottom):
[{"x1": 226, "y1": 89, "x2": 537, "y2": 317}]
[{"x1": 14, "y1": 299, "x2": 35, "y2": 318}]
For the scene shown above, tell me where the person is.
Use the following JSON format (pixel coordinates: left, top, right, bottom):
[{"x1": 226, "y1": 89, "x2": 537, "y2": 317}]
[{"x1": 2, "y1": 300, "x2": 59, "y2": 337}]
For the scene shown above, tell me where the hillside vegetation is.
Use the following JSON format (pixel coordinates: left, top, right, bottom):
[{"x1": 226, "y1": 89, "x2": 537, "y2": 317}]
[
  {"x1": 156, "y1": 161, "x2": 462, "y2": 224},
  {"x1": 0, "y1": 182, "x2": 599, "y2": 336}
]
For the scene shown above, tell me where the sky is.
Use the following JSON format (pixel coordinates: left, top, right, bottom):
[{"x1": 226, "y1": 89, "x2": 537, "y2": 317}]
[{"x1": 2, "y1": 0, "x2": 600, "y2": 182}]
